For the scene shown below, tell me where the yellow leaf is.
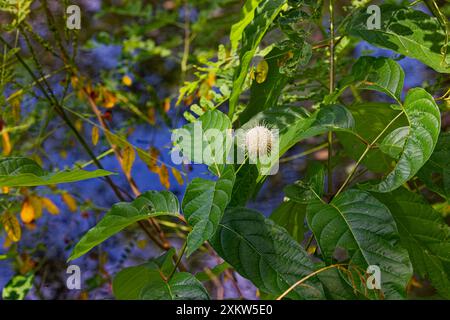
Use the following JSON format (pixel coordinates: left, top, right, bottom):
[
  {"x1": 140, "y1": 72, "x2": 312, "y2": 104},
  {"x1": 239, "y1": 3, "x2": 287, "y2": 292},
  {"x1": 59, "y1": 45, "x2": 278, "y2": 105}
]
[
  {"x1": 1, "y1": 211, "x2": 21, "y2": 242},
  {"x1": 255, "y1": 59, "x2": 269, "y2": 84},
  {"x1": 91, "y1": 126, "x2": 100, "y2": 146},
  {"x1": 1, "y1": 131, "x2": 12, "y2": 156},
  {"x1": 41, "y1": 197, "x2": 60, "y2": 215},
  {"x1": 148, "y1": 147, "x2": 160, "y2": 173},
  {"x1": 171, "y1": 167, "x2": 184, "y2": 186},
  {"x1": 122, "y1": 145, "x2": 136, "y2": 176},
  {"x1": 158, "y1": 163, "x2": 170, "y2": 189},
  {"x1": 75, "y1": 119, "x2": 83, "y2": 132},
  {"x1": 62, "y1": 193, "x2": 77, "y2": 212},
  {"x1": 103, "y1": 90, "x2": 117, "y2": 109},
  {"x1": 29, "y1": 196, "x2": 43, "y2": 219},
  {"x1": 20, "y1": 199, "x2": 35, "y2": 224},
  {"x1": 2, "y1": 187, "x2": 9, "y2": 194},
  {"x1": 122, "y1": 75, "x2": 133, "y2": 87},
  {"x1": 137, "y1": 239, "x2": 147, "y2": 249}
]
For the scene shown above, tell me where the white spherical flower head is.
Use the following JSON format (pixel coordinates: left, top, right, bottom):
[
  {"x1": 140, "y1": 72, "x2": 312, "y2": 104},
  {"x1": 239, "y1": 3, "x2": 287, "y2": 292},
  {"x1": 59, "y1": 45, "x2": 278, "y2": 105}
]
[{"x1": 245, "y1": 124, "x2": 273, "y2": 158}]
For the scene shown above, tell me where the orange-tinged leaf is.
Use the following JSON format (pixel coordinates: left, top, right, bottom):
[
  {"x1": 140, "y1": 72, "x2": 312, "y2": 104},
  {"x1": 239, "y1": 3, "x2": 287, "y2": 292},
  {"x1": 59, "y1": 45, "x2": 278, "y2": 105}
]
[
  {"x1": 163, "y1": 98, "x2": 171, "y2": 113},
  {"x1": 1, "y1": 211, "x2": 21, "y2": 242},
  {"x1": 148, "y1": 108, "x2": 156, "y2": 125},
  {"x1": 122, "y1": 145, "x2": 136, "y2": 176},
  {"x1": 207, "y1": 72, "x2": 216, "y2": 87},
  {"x1": 103, "y1": 89, "x2": 118, "y2": 109},
  {"x1": 41, "y1": 197, "x2": 60, "y2": 215},
  {"x1": 158, "y1": 163, "x2": 170, "y2": 189},
  {"x1": 1, "y1": 131, "x2": 12, "y2": 156},
  {"x1": 91, "y1": 126, "x2": 100, "y2": 146},
  {"x1": 148, "y1": 147, "x2": 160, "y2": 173},
  {"x1": 62, "y1": 193, "x2": 77, "y2": 212},
  {"x1": 171, "y1": 167, "x2": 184, "y2": 186},
  {"x1": 20, "y1": 199, "x2": 35, "y2": 224},
  {"x1": 29, "y1": 196, "x2": 43, "y2": 219},
  {"x1": 122, "y1": 75, "x2": 133, "y2": 87}
]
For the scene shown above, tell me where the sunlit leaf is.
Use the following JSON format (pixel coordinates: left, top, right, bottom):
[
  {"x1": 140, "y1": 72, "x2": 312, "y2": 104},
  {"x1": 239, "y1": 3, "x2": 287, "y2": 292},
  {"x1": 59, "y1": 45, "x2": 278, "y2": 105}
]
[
  {"x1": 0, "y1": 157, "x2": 114, "y2": 187},
  {"x1": 182, "y1": 166, "x2": 235, "y2": 256},
  {"x1": 69, "y1": 191, "x2": 181, "y2": 261}
]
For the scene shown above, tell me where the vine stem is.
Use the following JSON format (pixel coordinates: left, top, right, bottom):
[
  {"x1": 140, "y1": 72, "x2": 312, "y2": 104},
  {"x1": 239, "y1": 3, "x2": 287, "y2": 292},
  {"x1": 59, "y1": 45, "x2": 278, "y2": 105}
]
[
  {"x1": 334, "y1": 110, "x2": 405, "y2": 198},
  {"x1": 327, "y1": 0, "x2": 335, "y2": 194},
  {"x1": 276, "y1": 263, "x2": 347, "y2": 300}
]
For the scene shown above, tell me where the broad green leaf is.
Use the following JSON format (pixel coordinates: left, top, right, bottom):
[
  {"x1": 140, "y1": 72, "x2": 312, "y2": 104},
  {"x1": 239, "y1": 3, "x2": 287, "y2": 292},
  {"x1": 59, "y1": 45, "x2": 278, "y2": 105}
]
[
  {"x1": 0, "y1": 157, "x2": 113, "y2": 187},
  {"x1": 342, "y1": 56, "x2": 405, "y2": 102},
  {"x1": 182, "y1": 166, "x2": 235, "y2": 256},
  {"x1": 2, "y1": 273, "x2": 34, "y2": 300},
  {"x1": 362, "y1": 88, "x2": 441, "y2": 192},
  {"x1": 140, "y1": 272, "x2": 209, "y2": 300},
  {"x1": 346, "y1": 5, "x2": 450, "y2": 73},
  {"x1": 270, "y1": 200, "x2": 307, "y2": 244},
  {"x1": 211, "y1": 207, "x2": 325, "y2": 299},
  {"x1": 229, "y1": 164, "x2": 259, "y2": 207},
  {"x1": 271, "y1": 163, "x2": 325, "y2": 244},
  {"x1": 306, "y1": 189, "x2": 412, "y2": 299},
  {"x1": 417, "y1": 132, "x2": 450, "y2": 199},
  {"x1": 372, "y1": 188, "x2": 450, "y2": 299},
  {"x1": 338, "y1": 103, "x2": 407, "y2": 173},
  {"x1": 239, "y1": 46, "x2": 291, "y2": 124},
  {"x1": 230, "y1": 0, "x2": 262, "y2": 51},
  {"x1": 380, "y1": 126, "x2": 409, "y2": 159},
  {"x1": 69, "y1": 191, "x2": 180, "y2": 261},
  {"x1": 229, "y1": 0, "x2": 287, "y2": 116},
  {"x1": 113, "y1": 249, "x2": 175, "y2": 300},
  {"x1": 113, "y1": 250, "x2": 209, "y2": 300},
  {"x1": 172, "y1": 110, "x2": 232, "y2": 166}
]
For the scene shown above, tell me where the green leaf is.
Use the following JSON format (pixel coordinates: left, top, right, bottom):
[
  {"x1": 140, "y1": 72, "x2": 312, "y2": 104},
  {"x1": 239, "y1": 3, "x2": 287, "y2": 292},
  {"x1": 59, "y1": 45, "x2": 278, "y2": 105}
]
[
  {"x1": 2, "y1": 273, "x2": 34, "y2": 300},
  {"x1": 346, "y1": 5, "x2": 450, "y2": 73},
  {"x1": 338, "y1": 103, "x2": 408, "y2": 173},
  {"x1": 239, "y1": 46, "x2": 292, "y2": 124},
  {"x1": 372, "y1": 188, "x2": 450, "y2": 299},
  {"x1": 342, "y1": 56, "x2": 405, "y2": 102},
  {"x1": 417, "y1": 132, "x2": 450, "y2": 199},
  {"x1": 69, "y1": 191, "x2": 180, "y2": 261},
  {"x1": 211, "y1": 207, "x2": 325, "y2": 299},
  {"x1": 113, "y1": 250, "x2": 209, "y2": 300},
  {"x1": 113, "y1": 249, "x2": 175, "y2": 300},
  {"x1": 182, "y1": 166, "x2": 235, "y2": 256},
  {"x1": 306, "y1": 189, "x2": 412, "y2": 299},
  {"x1": 230, "y1": 0, "x2": 262, "y2": 51},
  {"x1": 270, "y1": 200, "x2": 307, "y2": 244},
  {"x1": 229, "y1": 0, "x2": 287, "y2": 116},
  {"x1": 0, "y1": 157, "x2": 113, "y2": 187},
  {"x1": 380, "y1": 126, "x2": 409, "y2": 159},
  {"x1": 173, "y1": 110, "x2": 232, "y2": 166},
  {"x1": 229, "y1": 164, "x2": 259, "y2": 207},
  {"x1": 362, "y1": 88, "x2": 441, "y2": 192},
  {"x1": 140, "y1": 272, "x2": 210, "y2": 300}
]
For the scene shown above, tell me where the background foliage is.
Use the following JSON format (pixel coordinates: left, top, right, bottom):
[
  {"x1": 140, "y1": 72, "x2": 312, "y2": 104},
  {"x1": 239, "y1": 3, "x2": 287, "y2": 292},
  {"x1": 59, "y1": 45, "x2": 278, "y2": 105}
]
[{"x1": 0, "y1": 0, "x2": 449, "y2": 300}]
